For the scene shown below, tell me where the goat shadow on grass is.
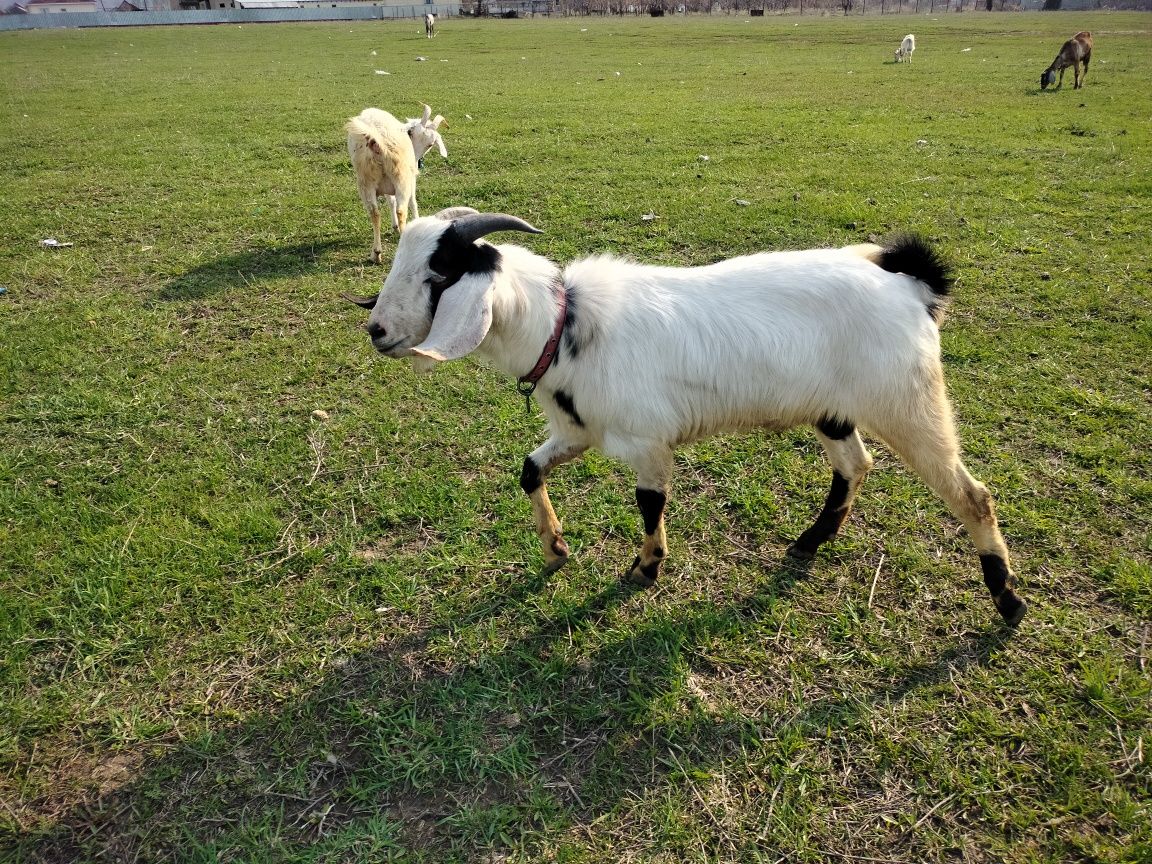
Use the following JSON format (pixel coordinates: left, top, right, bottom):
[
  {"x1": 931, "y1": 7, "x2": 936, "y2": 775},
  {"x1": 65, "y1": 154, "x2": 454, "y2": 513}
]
[
  {"x1": 17, "y1": 559, "x2": 1020, "y2": 863},
  {"x1": 157, "y1": 239, "x2": 354, "y2": 302}
]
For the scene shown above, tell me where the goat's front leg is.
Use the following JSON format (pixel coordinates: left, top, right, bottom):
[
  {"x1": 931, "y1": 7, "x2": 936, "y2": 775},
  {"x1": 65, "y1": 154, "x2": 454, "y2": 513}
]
[
  {"x1": 520, "y1": 438, "x2": 586, "y2": 575},
  {"x1": 620, "y1": 444, "x2": 674, "y2": 587}
]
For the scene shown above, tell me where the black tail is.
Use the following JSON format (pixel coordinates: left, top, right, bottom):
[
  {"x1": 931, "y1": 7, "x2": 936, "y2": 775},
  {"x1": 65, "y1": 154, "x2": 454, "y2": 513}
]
[{"x1": 876, "y1": 234, "x2": 953, "y2": 298}]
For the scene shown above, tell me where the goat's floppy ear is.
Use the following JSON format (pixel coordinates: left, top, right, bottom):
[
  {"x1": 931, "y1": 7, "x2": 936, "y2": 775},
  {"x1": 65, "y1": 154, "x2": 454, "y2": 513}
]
[
  {"x1": 409, "y1": 272, "x2": 494, "y2": 371},
  {"x1": 433, "y1": 131, "x2": 447, "y2": 158}
]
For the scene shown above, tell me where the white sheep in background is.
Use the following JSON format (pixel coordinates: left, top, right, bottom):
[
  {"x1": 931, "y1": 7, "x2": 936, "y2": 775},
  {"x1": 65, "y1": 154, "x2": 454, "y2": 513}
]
[
  {"x1": 425, "y1": 12, "x2": 436, "y2": 37},
  {"x1": 348, "y1": 209, "x2": 1027, "y2": 626},
  {"x1": 895, "y1": 33, "x2": 915, "y2": 63},
  {"x1": 345, "y1": 104, "x2": 447, "y2": 263}
]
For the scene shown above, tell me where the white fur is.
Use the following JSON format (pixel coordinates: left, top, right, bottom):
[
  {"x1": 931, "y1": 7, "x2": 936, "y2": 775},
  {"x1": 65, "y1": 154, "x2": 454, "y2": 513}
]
[
  {"x1": 345, "y1": 105, "x2": 447, "y2": 263},
  {"x1": 425, "y1": 12, "x2": 436, "y2": 37},
  {"x1": 895, "y1": 33, "x2": 915, "y2": 63},
  {"x1": 359, "y1": 211, "x2": 1024, "y2": 624}
]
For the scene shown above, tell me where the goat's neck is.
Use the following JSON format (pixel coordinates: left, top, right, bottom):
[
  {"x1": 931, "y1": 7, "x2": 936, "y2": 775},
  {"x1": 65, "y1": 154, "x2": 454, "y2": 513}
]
[{"x1": 479, "y1": 246, "x2": 564, "y2": 382}]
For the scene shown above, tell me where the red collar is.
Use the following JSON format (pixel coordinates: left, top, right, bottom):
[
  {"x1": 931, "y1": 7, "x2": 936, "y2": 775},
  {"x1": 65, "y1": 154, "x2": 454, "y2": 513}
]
[{"x1": 516, "y1": 278, "x2": 566, "y2": 403}]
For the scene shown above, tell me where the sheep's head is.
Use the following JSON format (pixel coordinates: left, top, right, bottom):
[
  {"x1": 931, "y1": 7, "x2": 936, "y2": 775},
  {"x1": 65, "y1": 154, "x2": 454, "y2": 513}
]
[
  {"x1": 406, "y1": 104, "x2": 448, "y2": 166},
  {"x1": 348, "y1": 208, "x2": 541, "y2": 373},
  {"x1": 1040, "y1": 69, "x2": 1056, "y2": 90}
]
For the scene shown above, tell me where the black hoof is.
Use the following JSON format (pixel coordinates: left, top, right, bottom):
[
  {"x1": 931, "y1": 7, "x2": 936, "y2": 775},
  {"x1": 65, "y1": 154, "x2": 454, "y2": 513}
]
[
  {"x1": 786, "y1": 542, "x2": 817, "y2": 562},
  {"x1": 997, "y1": 591, "x2": 1028, "y2": 627},
  {"x1": 541, "y1": 554, "x2": 569, "y2": 577},
  {"x1": 625, "y1": 556, "x2": 658, "y2": 587}
]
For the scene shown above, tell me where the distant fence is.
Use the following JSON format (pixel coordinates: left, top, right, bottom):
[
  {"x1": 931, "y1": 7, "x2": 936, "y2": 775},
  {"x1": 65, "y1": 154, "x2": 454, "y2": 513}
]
[
  {"x1": 1, "y1": 0, "x2": 1146, "y2": 28},
  {"x1": 0, "y1": 5, "x2": 456, "y2": 30}
]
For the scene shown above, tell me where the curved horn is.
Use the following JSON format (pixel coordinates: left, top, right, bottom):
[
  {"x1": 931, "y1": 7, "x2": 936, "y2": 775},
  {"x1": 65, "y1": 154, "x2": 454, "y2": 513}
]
[
  {"x1": 452, "y1": 213, "x2": 543, "y2": 245},
  {"x1": 435, "y1": 206, "x2": 480, "y2": 221},
  {"x1": 420, "y1": 103, "x2": 432, "y2": 124},
  {"x1": 342, "y1": 292, "x2": 379, "y2": 310}
]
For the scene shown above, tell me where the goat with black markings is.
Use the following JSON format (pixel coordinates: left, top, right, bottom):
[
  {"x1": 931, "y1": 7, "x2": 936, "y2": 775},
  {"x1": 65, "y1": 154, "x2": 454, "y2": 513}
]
[{"x1": 348, "y1": 209, "x2": 1027, "y2": 626}]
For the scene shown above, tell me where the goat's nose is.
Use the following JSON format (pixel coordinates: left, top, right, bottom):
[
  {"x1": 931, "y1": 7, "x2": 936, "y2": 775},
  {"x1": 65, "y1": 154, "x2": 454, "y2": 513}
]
[{"x1": 366, "y1": 321, "x2": 387, "y2": 341}]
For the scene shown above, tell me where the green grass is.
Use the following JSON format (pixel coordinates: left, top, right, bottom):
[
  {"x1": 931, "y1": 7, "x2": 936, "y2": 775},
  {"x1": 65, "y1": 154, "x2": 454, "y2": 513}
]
[{"x1": 1, "y1": 11, "x2": 1150, "y2": 863}]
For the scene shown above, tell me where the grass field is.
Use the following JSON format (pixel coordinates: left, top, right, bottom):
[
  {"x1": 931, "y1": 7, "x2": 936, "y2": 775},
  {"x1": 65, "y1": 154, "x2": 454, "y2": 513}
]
[{"x1": 2, "y1": 11, "x2": 1150, "y2": 863}]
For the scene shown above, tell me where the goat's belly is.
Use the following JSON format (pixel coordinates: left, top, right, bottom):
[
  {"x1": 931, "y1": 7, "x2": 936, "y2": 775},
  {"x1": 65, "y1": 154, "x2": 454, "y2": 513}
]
[
  {"x1": 629, "y1": 387, "x2": 811, "y2": 447},
  {"x1": 673, "y1": 406, "x2": 796, "y2": 447}
]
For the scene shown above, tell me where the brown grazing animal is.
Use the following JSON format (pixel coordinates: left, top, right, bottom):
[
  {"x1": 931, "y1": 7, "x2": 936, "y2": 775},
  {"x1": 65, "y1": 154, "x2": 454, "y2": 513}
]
[{"x1": 1041, "y1": 31, "x2": 1093, "y2": 90}]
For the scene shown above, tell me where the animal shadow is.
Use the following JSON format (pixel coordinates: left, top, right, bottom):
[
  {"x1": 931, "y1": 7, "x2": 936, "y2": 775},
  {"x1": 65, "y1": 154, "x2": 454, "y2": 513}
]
[{"x1": 158, "y1": 239, "x2": 351, "y2": 301}]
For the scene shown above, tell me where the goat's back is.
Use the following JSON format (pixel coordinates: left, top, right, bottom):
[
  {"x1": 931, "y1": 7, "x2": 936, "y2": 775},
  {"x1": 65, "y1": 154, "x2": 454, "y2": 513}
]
[
  {"x1": 555, "y1": 250, "x2": 946, "y2": 440},
  {"x1": 346, "y1": 109, "x2": 416, "y2": 194},
  {"x1": 1061, "y1": 31, "x2": 1093, "y2": 63}
]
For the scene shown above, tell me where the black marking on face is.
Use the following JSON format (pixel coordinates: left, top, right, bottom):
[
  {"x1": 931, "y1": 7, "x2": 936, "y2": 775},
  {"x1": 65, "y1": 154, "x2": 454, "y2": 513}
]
[
  {"x1": 635, "y1": 488, "x2": 667, "y2": 537},
  {"x1": 426, "y1": 223, "x2": 502, "y2": 318},
  {"x1": 817, "y1": 415, "x2": 855, "y2": 441},
  {"x1": 790, "y1": 470, "x2": 850, "y2": 556},
  {"x1": 520, "y1": 456, "x2": 542, "y2": 495},
  {"x1": 553, "y1": 390, "x2": 585, "y2": 428}
]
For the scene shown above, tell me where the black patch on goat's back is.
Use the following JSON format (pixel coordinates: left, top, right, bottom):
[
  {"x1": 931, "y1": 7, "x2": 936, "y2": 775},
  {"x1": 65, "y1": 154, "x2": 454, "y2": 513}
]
[
  {"x1": 426, "y1": 224, "x2": 502, "y2": 316},
  {"x1": 553, "y1": 390, "x2": 585, "y2": 428},
  {"x1": 560, "y1": 284, "x2": 593, "y2": 361},
  {"x1": 876, "y1": 235, "x2": 953, "y2": 321},
  {"x1": 817, "y1": 415, "x2": 855, "y2": 441}
]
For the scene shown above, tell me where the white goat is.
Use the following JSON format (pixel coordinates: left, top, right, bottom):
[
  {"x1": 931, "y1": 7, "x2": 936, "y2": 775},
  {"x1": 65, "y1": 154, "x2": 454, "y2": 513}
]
[
  {"x1": 894, "y1": 33, "x2": 915, "y2": 63},
  {"x1": 425, "y1": 12, "x2": 436, "y2": 37},
  {"x1": 345, "y1": 104, "x2": 447, "y2": 263},
  {"x1": 348, "y1": 209, "x2": 1027, "y2": 626}
]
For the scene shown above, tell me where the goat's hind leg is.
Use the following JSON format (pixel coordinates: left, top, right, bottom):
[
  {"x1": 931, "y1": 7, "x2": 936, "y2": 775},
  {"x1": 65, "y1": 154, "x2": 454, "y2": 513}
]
[
  {"x1": 880, "y1": 414, "x2": 1027, "y2": 626},
  {"x1": 618, "y1": 443, "x2": 674, "y2": 587},
  {"x1": 788, "y1": 421, "x2": 874, "y2": 560},
  {"x1": 521, "y1": 438, "x2": 586, "y2": 575},
  {"x1": 361, "y1": 189, "x2": 383, "y2": 264}
]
